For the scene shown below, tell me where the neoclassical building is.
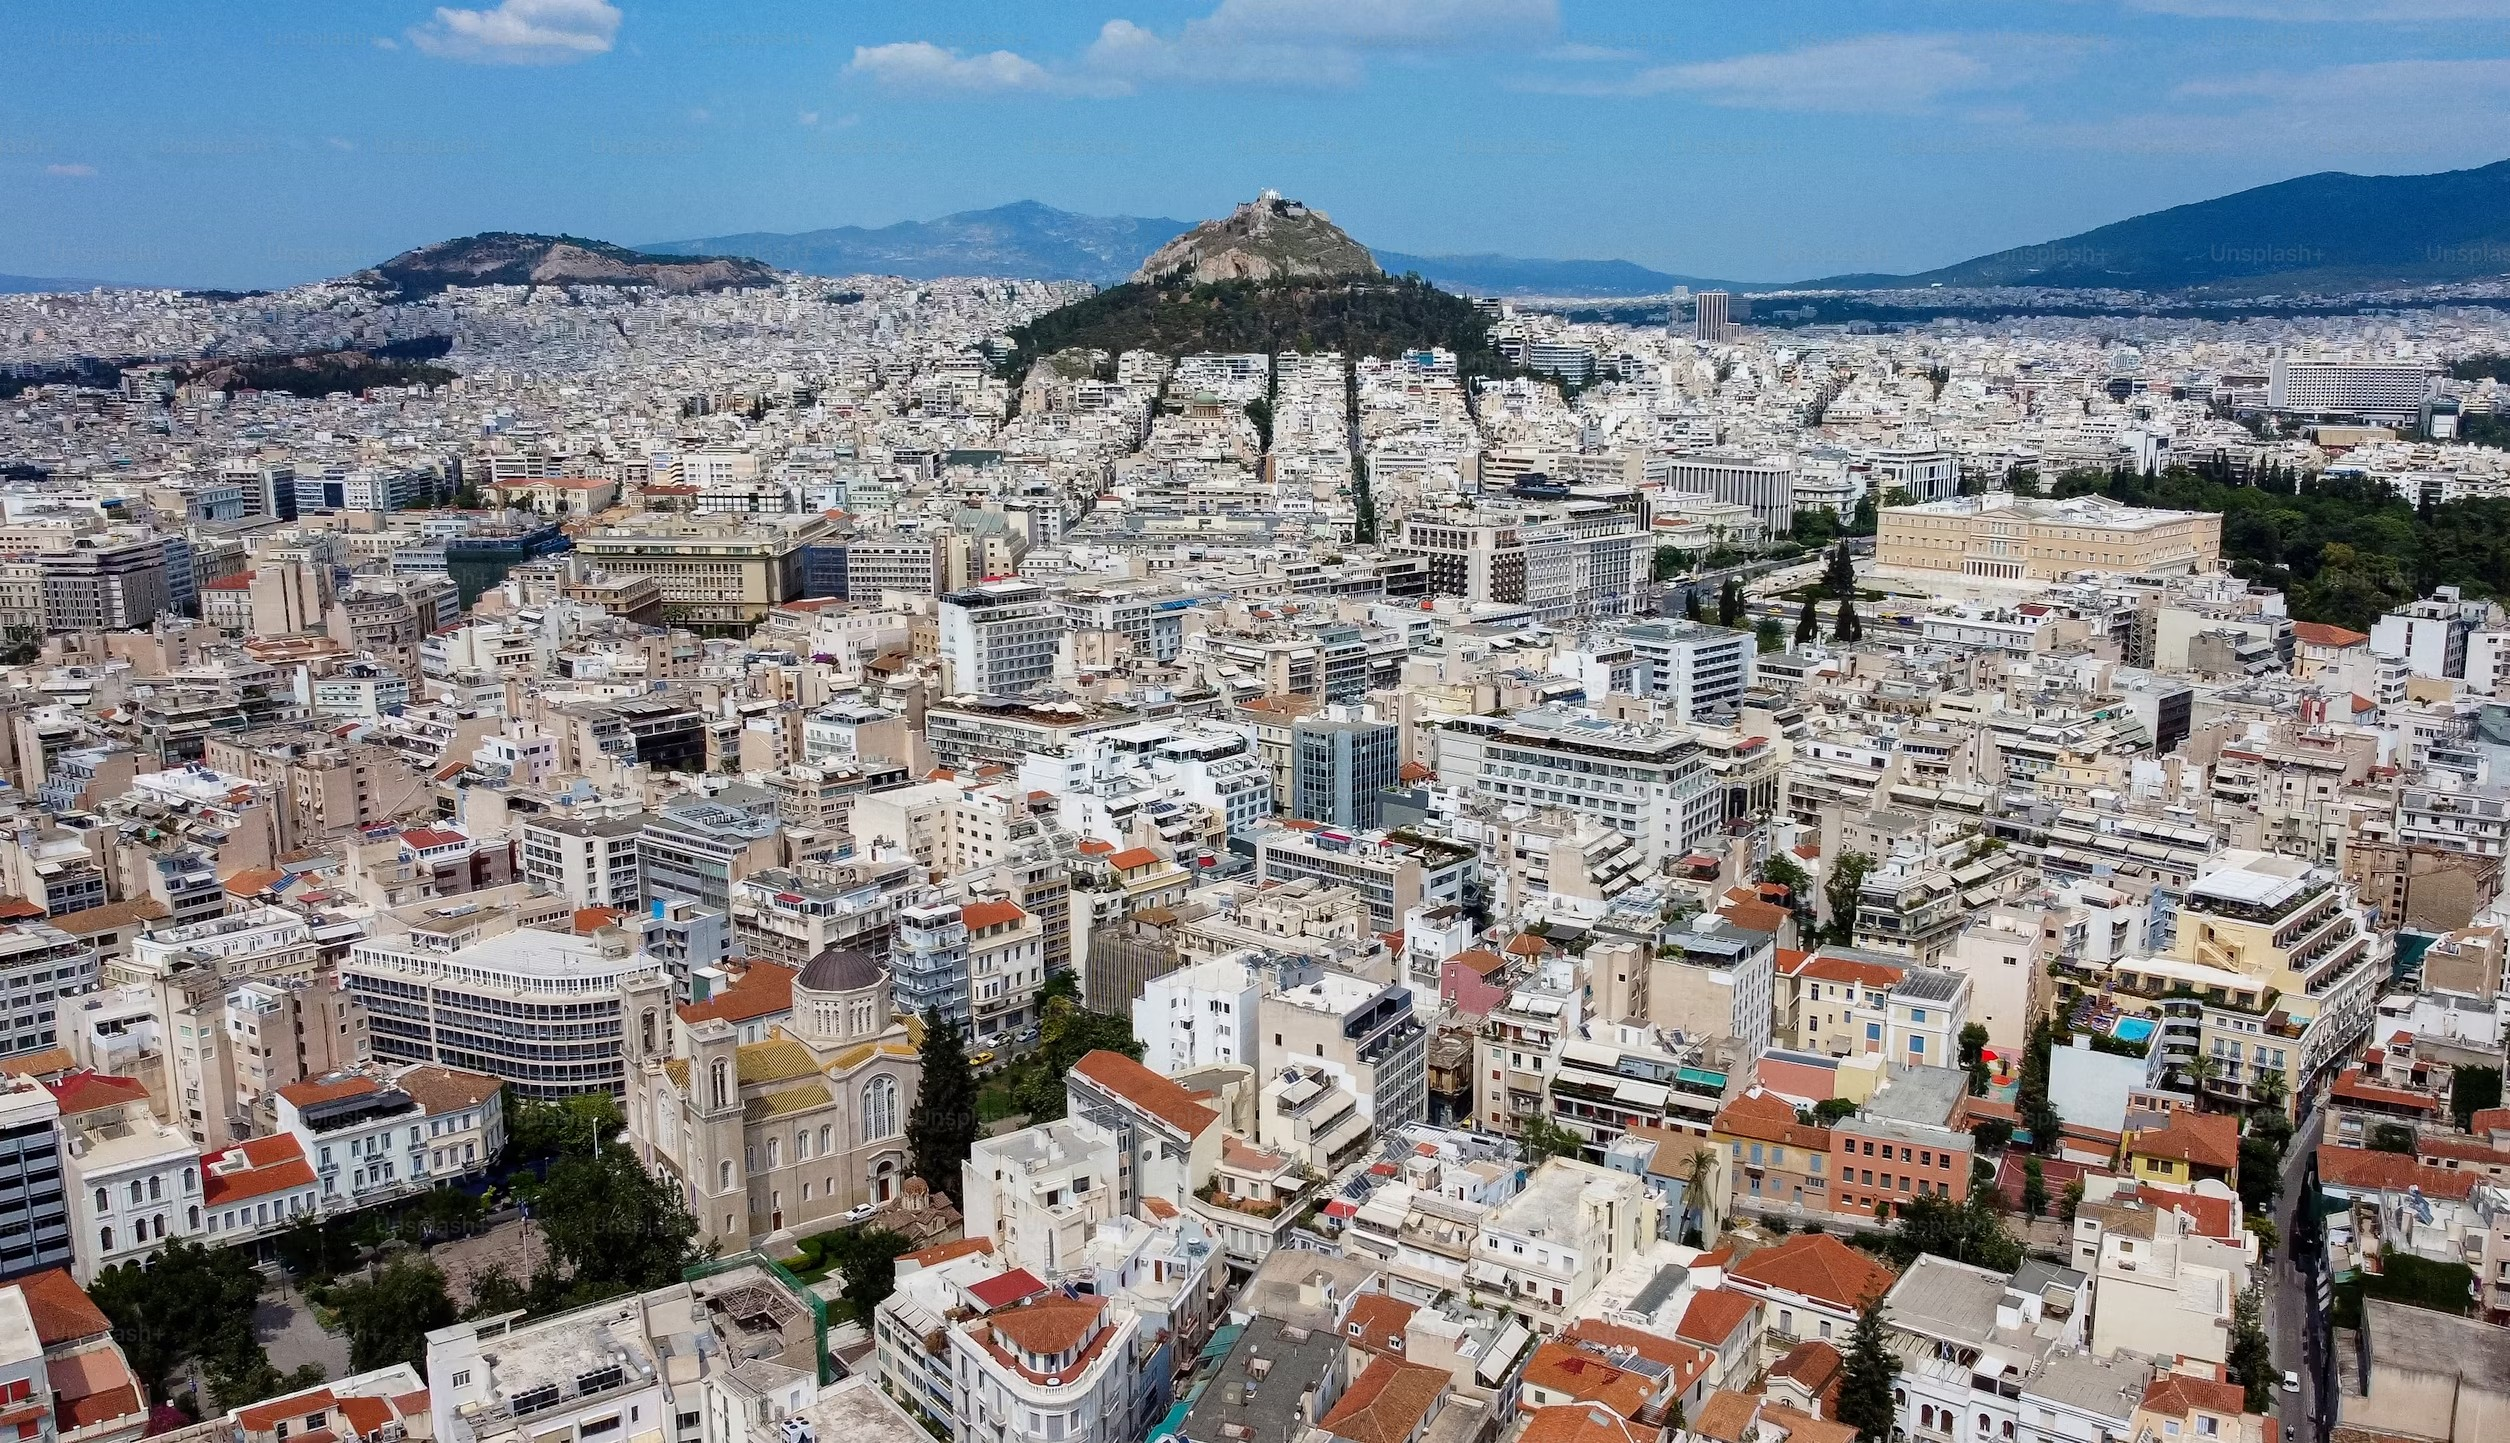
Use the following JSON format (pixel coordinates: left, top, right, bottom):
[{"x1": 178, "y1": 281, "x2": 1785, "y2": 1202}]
[{"x1": 622, "y1": 946, "x2": 921, "y2": 1248}]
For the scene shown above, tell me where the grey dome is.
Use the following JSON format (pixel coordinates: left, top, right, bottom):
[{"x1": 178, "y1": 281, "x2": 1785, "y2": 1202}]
[{"x1": 796, "y1": 946, "x2": 883, "y2": 994}]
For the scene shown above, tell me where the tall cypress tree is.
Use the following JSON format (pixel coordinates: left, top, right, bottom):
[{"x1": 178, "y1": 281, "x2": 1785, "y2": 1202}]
[
  {"x1": 1796, "y1": 597, "x2": 1821, "y2": 645},
  {"x1": 1833, "y1": 599, "x2": 1862, "y2": 643},
  {"x1": 1824, "y1": 541, "x2": 1857, "y2": 598},
  {"x1": 1718, "y1": 575, "x2": 1743, "y2": 628},
  {"x1": 1836, "y1": 1299, "x2": 1901, "y2": 1443},
  {"x1": 907, "y1": 1010, "x2": 977, "y2": 1198}
]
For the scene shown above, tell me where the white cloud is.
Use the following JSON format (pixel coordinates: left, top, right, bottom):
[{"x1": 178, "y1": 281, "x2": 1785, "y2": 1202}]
[
  {"x1": 409, "y1": 0, "x2": 619, "y2": 65},
  {"x1": 846, "y1": 41, "x2": 1116, "y2": 95},
  {"x1": 2126, "y1": 0, "x2": 2510, "y2": 17},
  {"x1": 2048, "y1": 56, "x2": 2510, "y2": 161},
  {"x1": 797, "y1": 110, "x2": 819, "y2": 127},
  {"x1": 850, "y1": 0, "x2": 1553, "y2": 97},
  {"x1": 44, "y1": 163, "x2": 96, "y2": 177},
  {"x1": 1540, "y1": 42, "x2": 1638, "y2": 63},
  {"x1": 373, "y1": 36, "x2": 399, "y2": 50},
  {"x1": 1595, "y1": 34, "x2": 2094, "y2": 114}
]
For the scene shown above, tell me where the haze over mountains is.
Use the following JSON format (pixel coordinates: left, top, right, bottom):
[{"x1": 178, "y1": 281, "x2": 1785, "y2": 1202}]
[{"x1": 651, "y1": 158, "x2": 2510, "y2": 299}]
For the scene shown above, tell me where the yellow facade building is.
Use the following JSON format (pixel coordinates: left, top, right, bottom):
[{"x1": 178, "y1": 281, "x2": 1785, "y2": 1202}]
[{"x1": 1876, "y1": 493, "x2": 2221, "y2": 581}]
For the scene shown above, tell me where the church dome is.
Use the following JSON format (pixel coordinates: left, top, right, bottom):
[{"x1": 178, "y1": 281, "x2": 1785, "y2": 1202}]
[{"x1": 797, "y1": 946, "x2": 884, "y2": 996}]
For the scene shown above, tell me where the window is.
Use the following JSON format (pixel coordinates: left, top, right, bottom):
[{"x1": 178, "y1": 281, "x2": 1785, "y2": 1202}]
[
  {"x1": 451, "y1": 1371, "x2": 471, "y2": 1389},
  {"x1": 99, "y1": 1225, "x2": 113, "y2": 1251},
  {"x1": 864, "y1": 1076, "x2": 900, "y2": 1140}
]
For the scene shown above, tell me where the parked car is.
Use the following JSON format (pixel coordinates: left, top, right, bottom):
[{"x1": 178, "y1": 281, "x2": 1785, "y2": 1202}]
[
  {"x1": 842, "y1": 1202, "x2": 877, "y2": 1224},
  {"x1": 970, "y1": 1049, "x2": 997, "y2": 1067},
  {"x1": 2281, "y1": 1372, "x2": 2300, "y2": 1394}
]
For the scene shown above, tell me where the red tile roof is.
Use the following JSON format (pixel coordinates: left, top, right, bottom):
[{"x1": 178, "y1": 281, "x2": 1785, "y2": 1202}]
[
  {"x1": 1792, "y1": 953, "x2": 1905, "y2": 988},
  {"x1": 1070, "y1": 1050, "x2": 1219, "y2": 1137},
  {"x1": 277, "y1": 1074, "x2": 380, "y2": 1109},
  {"x1": 2141, "y1": 1369, "x2": 2249, "y2": 1420},
  {"x1": 1345, "y1": 1293, "x2": 1417, "y2": 1355},
  {"x1": 1318, "y1": 1356, "x2": 1448, "y2": 1443},
  {"x1": 14, "y1": 1270, "x2": 110, "y2": 1346},
  {"x1": 1726, "y1": 1233, "x2": 1897, "y2": 1312},
  {"x1": 898, "y1": 1236, "x2": 994, "y2": 1269},
  {"x1": 1516, "y1": 1406, "x2": 1650, "y2": 1443},
  {"x1": 678, "y1": 962, "x2": 798, "y2": 1026},
  {"x1": 2317, "y1": 1144, "x2": 2482, "y2": 1201},
  {"x1": 961, "y1": 899, "x2": 1027, "y2": 930},
  {"x1": 1520, "y1": 1343, "x2": 1652, "y2": 1417},
  {"x1": 1690, "y1": 1390, "x2": 1762, "y2": 1443},
  {"x1": 983, "y1": 1293, "x2": 1105, "y2": 1355},
  {"x1": 1768, "y1": 1338, "x2": 1844, "y2": 1409},
  {"x1": 2127, "y1": 1111, "x2": 2240, "y2": 1172},
  {"x1": 202, "y1": 1134, "x2": 316, "y2": 1207},
  {"x1": 1675, "y1": 1289, "x2": 1760, "y2": 1349},
  {"x1": 1107, "y1": 847, "x2": 1161, "y2": 871},
  {"x1": 393, "y1": 1065, "x2": 502, "y2": 1114},
  {"x1": 44, "y1": 1070, "x2": 150, "y2": 1117},
  {"x1": 967, "y1": 1268, "x2": 1049, "y2": 1311},
  {"x1": 2291, "y1": 621, "x2": 2368, "y2": 648}
]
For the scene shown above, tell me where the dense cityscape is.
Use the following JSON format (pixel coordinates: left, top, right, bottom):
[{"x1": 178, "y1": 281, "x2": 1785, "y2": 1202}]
[{"x1": 7, "y1": 72, "x2": 2510, "y2": 1443}]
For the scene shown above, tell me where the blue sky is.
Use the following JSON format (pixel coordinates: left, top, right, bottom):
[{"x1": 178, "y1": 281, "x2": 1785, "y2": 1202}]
[{"x1": 7, "y1": 0, "x2": 2510, "y2": 288}]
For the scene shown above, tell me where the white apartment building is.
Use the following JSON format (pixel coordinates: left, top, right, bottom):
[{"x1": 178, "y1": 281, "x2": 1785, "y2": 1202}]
[
  {"x1": 1473, "y1": 1159, "x2": 1661, "y2": 1328},
  {"x1": 1622, "y1": 620, "x2": 1756, "y2": 722},
  {"x1": 947, "y1": 1295, "x2": 1143, "y2": 1443},
  {"x1": 2267, "y1": 354, "x2": 2440, "y2": 419},
  {"x1": 1132, "y1": 955, "x2": 1263, "y2": 1076},
  {"x1": 343, "y1": 922, "x2": 662, "y2": 1098},
  {"x1": 1261, "y1": 969, "x2": 1429, "y2": 1132},
  {"x1": 1440, "y1": 708, "x2": 1719, "y2": 867},
  {"x1": 519, "y1": 814, "x2": 646, "y2": 910},
  {"x1": 939, "y1": 579, "x2": 1067, "y2": 697},
  {"x1": 961, "y1": 1118, "x2": 1122, "y2": 1279},
  {"x1": 60, "y1": 1080, "x2": 202, "y2": 1283}
]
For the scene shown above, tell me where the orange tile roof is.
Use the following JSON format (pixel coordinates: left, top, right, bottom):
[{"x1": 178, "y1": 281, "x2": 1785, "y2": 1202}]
[
  {"x1": 1071, "y1": 1050, "x2": 1219, "y2": 1137},
  {"x1": 1768, "y1": 1338, "x2": 1844, "y2": 1400},
  {"x1": 1558, "y1": 1320, "x2": 1711, "y2": 1385},
  {"x1": 1689, "y1": 1390, "x2": 1761, "y2": 1443},
  {"x1": 14, "y1": 1270, "x2": 110, "y2": 1346},
  {"x1": 237, "y1": 1389, "x2": 336, "y2": 1432},
  {"x1": 45, "y1": 1071, "x2": 150, "y2": 1117},
  {"x1": 2317, "y1": 1144, "x2": 2481, "y2": 1201},
  {"x1": 392, "y1": 1064, "x2": 501, "y2": 1113},
  {"x1": 1107, "y1": 847, "x2": 1161, "y2": 870},
  {"x1": 572, "y1": 906, "x2": 625, "y2": 934},
  {"x1": 678, "y1": 962, "x2": 797, "y2": 1025},
  {"x1": 1318, "y1": 1356, "x2": 1448, "y2": 1443},
  {"x1": 983, "y1": 1294, "x2": 1106, "y2": 1356},
  {"x1": 961, "y1": 899, "x2": 1027, "y2": 930},
  {"x1": 1727, "y1": 1234, "x2": 1897, "y2": 1312},
  {"x1": 0, "y1": 1046, "x2": 77, "y2": 1081},
  {"x1": 1676, "y1": 1289, "x2": 1760, "y2": 1349},
  {"x1": 897, "y1": 1236, "x2": 994, "y2": 1269},
  {"x1": 1345, "y1": 1293, "x2": 1417, "y2": 1355},
  {"x1": 222, "y1": 867, "x2": 286, "y2": 896},
  {"x1": 202, "y1": 1134, "x2": 316, "y2": 1208},
  {"x1": 336, "y1": 1396, "x2": 395, "y2": 1439},
  {"x1": 2127, "y1": 1111, "x2": 2240, "y2": 1172},
  {"x1": 2291, "y1": 621, "x2": 2368, "y2": 648},
  {"x1": 2331, "y1": 1070, "x2": 2441, "y2": 1114},
  {"x1": 1716, "y1": 897, "x2": 1790, "y2": 935},
  {"x1": 1793, "y1": 953, "x2": 1905, "y2": 988},
  {"x1": 276, "y1": 1074, "x2": 380, "y2": 1109},
  {"x1": 2141, "y1": 1370, "x2": 2249, "y2": 1420},
  {"x1": 1517, "y1": 1405, "x2": 1651, "y2": 1443},
  {"x1": 1761, "y1": 1404, "x2": 1856, "y2": 1443},
  {"x1": 1521, "y1": 1343, "x2": 1653, "y2": 1418},
  {"x1": 1714, "y1": 1091, "x2": 1831, "y2": 1152}
]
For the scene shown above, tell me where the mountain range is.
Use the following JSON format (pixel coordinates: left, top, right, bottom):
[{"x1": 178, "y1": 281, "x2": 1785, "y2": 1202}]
[
  {"x1": 1811, "y1": 156, "x2": 2510, "y2": 294},
  {"x1": 643, "y1": 202, "x2": 1189, "y2": 288},
  {"x1": 350, "y1": 233, "x2": 776, "y2": 300}
]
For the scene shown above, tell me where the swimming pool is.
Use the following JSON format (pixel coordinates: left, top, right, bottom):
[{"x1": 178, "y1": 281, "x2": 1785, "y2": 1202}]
[{"x1": 2111, "y1": 1017, "x2": 2156, "y2": 1044}]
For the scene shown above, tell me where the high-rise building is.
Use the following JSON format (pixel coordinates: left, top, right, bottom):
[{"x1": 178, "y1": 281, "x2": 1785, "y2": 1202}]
[
  {"x1": 37, "y1": 535, "x2": 173, "y2": 633},
  {"x1": 938, "y1": 579, "x2": 1067, "y2": 697},
  {"x1": 2266, "y1": 353, "x2": 2440, "y2": 420},
  {"x1": 0, "y1": 1076, "x2": 69, "y2": 1280},
  {"x1": 1291, "y1": 712, "x2": 1401, "y2": 830},
  {"x1": 1694, "y1": 290, "x2": 1731, "y2": 342}
]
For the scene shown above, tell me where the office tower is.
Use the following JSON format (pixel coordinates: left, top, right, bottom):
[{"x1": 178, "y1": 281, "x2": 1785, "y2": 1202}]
[
  {"x1": 1694, "y1": 290, "x2": 1731, "y2": 343},
  {"x1": 1291, "y1": 712, "x2": 1401, "y2": 830}
]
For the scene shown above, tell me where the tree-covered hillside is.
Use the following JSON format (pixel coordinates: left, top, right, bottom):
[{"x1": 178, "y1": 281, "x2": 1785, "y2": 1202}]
[{"x1": 997, "y1": 274, "x2": 1504, "y2": 382}]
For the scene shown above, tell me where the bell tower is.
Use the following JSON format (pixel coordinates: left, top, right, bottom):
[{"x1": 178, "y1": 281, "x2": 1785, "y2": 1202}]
[{"x1": 684, "y1": 1017, "x2": 746, "y2": 1248}]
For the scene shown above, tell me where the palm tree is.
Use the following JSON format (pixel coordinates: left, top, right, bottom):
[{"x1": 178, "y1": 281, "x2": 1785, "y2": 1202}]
[
  {"x1": 1677, "y1": 1146, "x2": 1718, "y2": 1245},
  {"x1": 2248, "y1": 1067, "x2": 2290, "y2": 1120},
  {"x1": 2185, "y1": 1054, "x2": 2222, "y2": 1112}
]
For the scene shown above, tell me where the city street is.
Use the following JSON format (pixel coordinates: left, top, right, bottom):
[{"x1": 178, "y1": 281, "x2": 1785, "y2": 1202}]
[{"x1": 2267, "y1": 1097, "x2": 2326, "y2": 1443}]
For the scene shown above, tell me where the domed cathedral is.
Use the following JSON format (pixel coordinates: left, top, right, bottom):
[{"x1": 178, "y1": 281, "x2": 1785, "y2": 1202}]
[{"x1": 621, "y1": 945, "x2": 921, "y2": 1251}]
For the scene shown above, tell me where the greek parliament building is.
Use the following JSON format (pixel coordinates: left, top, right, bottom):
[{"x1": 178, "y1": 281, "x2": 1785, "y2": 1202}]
[{"x1": 1875, "y1": 492, "x2": 2222, "y2": 582}]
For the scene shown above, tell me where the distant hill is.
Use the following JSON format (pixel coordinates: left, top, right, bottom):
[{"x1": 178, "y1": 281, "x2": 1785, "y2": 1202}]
[
  {"x1": 645, "y1": 202, "x2": 1191, "y2": 286},
  {"x1": 1810, "y1": 157, "x2": 2510, "y2": 294},
  {"x1": 349, "y1": 233, "x2": 776, "y2": 300},
  {"x1": 1372, "y1": 251, "x2": 1754, "y2": 297},
  {"x1": 1134, "y1": 194, "x2": 1379, "y2": 285}
]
